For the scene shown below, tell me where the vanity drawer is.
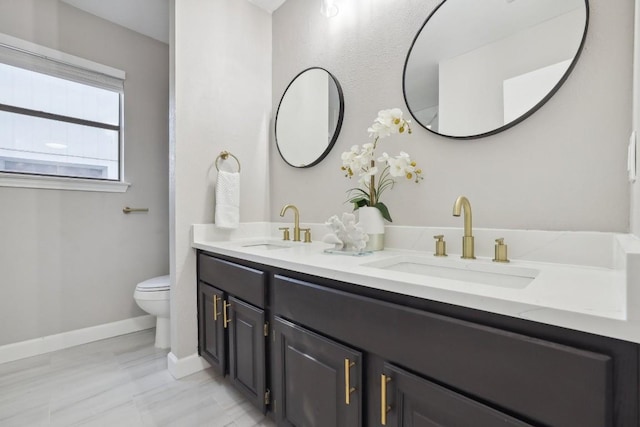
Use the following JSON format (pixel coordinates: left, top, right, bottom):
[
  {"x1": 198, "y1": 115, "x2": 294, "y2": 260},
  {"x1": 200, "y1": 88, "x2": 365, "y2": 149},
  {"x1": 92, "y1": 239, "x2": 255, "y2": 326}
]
[
  {"x1": 198, "y1": 253, "x2": 265, "y2": 308},
  {"x1": 273, "y1": 274, "x2": 612, "y2": 427}
]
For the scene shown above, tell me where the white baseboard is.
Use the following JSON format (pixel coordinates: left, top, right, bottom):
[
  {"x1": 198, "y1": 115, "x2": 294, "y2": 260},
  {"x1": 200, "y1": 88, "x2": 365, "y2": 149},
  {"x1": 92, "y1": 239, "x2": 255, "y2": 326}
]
[
  {"x1": 167, "y1": 351, "x2": 210, "y2": 379},
  {"x1": 0, "y1": 315, "x2": 155, "y2": 365}
]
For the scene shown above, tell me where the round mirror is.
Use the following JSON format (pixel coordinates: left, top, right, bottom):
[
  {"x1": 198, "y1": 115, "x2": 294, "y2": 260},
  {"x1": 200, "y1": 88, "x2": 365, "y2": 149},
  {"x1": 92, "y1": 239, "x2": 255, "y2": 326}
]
[
  {"x1": 403, "y1": 0, "x2": 588, "y2": 139},
  {"x1": 275, "y1": 67, "x2": 344, "y2": 167}
]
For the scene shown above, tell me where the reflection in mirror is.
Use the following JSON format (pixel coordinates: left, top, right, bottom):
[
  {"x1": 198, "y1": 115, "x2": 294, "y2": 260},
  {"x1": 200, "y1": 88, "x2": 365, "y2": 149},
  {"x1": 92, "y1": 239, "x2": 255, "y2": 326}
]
[
  {"x1": 275, "y1": 67, "x2": 344, "y2": 167},
  {"x1": 403, "y1": 0, "x2": 588, "y2": 139}
]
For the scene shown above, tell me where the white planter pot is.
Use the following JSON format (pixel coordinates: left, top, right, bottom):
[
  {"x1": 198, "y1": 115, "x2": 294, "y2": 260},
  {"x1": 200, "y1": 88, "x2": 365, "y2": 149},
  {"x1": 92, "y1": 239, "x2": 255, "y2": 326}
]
[{"x1": 358, "y1": 206, "x2": 385, "y2": 251}]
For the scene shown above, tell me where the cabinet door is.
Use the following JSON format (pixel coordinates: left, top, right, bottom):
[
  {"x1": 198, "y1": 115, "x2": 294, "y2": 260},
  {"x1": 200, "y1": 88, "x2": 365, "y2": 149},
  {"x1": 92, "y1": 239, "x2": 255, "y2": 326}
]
[
  {"x1": 380, "y1": 363, "x2": 533, "y2": 427},
  {"x1": 273, "y1": 316, "x2": 362, "y2": 427},
  {"x1": 228, "y1": 296, "x2": 266, "y2": 412},
  {"x1": 197, "y1": 282, "x2": 226, "y2": 375}
]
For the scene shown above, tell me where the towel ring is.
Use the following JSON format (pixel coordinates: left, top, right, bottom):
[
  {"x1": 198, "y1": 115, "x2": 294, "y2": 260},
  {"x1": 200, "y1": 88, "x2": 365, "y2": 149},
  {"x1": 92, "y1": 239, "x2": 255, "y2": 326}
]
[{"x1": 215, "y1": 151, "x2": 241, "y2": 172}]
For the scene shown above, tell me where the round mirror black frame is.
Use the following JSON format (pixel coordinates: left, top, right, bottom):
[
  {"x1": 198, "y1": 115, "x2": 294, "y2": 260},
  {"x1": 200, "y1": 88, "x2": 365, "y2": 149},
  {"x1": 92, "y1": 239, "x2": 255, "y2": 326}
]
[
  {"x1": 402, "y1": 0, "x2": 589, "y2": 140},
  {"x1": 275, "y1": 67, "x2": 345, "y2": 168}
]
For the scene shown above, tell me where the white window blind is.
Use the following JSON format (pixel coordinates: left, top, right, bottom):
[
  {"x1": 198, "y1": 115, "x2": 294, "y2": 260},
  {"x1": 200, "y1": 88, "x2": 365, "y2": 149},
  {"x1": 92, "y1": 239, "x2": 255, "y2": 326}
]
[
  {"x1": 0, "y1": 35, "x2": 125, "y2": 183},
  {"x1": 0, "y1": 43, "x2": 124, "y2": 93}
]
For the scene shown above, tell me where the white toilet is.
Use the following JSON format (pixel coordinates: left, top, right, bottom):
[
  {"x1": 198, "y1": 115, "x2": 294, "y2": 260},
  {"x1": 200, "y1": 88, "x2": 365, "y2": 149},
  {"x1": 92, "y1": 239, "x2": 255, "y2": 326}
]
[{"x1": 134, "y1": 275, "x2": 170, "y2": 349}]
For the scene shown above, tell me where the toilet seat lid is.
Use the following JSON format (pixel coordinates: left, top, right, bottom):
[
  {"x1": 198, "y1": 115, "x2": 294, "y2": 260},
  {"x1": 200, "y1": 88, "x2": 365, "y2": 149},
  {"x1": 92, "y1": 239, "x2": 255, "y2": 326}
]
[{"x1": 136, "y1": 275, "x2": 170, "y2": 292}]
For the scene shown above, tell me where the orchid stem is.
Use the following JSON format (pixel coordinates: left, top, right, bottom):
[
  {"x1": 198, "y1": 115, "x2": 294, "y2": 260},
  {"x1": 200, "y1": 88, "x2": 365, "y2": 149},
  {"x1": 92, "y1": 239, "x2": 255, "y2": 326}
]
[{"x1": 369, "y1": 159, "x2": 376, "y2": 205}]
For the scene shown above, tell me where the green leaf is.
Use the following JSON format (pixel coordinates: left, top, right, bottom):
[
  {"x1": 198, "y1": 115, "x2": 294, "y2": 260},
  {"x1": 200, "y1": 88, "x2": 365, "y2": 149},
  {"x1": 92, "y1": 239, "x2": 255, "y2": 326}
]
[
  {"x1": 374, "y1": 202, "x2": 393, "y2": 222},
  {"x1": 346, "y1": 188, "x2": 371, "y2": 211},
  {"x1": 346, "y1": 188, "x2": 369, "y2": 198},
  {"x1": 376, "y1": 179, "x2": 395, "y2": 200},
  {"x1": 352, "y1": 198, "x2": 369, "y2": 210}
]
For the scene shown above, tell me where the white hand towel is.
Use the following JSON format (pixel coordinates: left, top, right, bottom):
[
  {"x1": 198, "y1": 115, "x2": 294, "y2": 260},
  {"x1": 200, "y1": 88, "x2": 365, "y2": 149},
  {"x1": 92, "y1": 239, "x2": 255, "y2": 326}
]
[
  {"x1": 215, "y1": 170, "x2": 240, "y2": 229},
  {"x1": 629, "y1": 131, "x2": 637, "y2": 183}
]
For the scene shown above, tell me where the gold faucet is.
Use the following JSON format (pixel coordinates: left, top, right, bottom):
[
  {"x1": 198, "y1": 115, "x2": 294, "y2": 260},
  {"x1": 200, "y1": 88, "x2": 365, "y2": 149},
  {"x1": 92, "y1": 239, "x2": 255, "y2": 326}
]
[
  {"x1": 280, "y1": 204, "x2": 301, "y2": 242},
  {"x1": 452, "y1": 196, "x2": 475, "y2": 259}
]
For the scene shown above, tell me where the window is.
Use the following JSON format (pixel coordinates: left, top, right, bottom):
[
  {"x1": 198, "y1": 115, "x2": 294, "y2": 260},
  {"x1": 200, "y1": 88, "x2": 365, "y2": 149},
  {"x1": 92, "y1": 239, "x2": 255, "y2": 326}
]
[{"x1": 0, "y1": 34, "x2": 127, "y2": 191}]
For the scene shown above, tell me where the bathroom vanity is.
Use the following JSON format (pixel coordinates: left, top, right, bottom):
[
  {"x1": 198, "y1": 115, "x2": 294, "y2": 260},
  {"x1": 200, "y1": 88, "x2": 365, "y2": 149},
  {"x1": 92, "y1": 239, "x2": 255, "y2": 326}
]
[
  {"x1": 197, "y1": 254, "x2": 267, "y2": 412},
  {"x1": 193, "y1": 224, "x2": 640, "y2": 427}
]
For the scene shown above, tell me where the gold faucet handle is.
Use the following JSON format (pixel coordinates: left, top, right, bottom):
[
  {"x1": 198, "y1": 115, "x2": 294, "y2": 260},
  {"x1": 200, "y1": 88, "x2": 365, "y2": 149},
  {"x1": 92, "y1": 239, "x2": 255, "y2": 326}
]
[
  {"x1": 300, "y1": 228, "x2": 312, "y2": 243},
  {"x1": 278, "y1": 227, "x2": 290, "y2": 241},
  {"x1": 493, "y1": 238, "x2": 510, "y2": 263},
  {"x1": 433, "y1": 235, "x2": 447, "y2": 257}
]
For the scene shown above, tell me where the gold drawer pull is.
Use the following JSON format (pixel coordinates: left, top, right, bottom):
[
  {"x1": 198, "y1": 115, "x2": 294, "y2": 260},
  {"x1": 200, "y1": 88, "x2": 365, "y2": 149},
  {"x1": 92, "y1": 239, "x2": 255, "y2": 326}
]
[
  {"x1": 213, "y1": 295, "x2": 220, "y2": 321},
  {"x1": 381, "y1": 374, "x2": 391, "y2": 425},
  {"x1": 344, "y1": 359, "x2": 356, "y2": 405},
  {"x1": 223, "y1": 301, "x2": 231, "y2": 328}
]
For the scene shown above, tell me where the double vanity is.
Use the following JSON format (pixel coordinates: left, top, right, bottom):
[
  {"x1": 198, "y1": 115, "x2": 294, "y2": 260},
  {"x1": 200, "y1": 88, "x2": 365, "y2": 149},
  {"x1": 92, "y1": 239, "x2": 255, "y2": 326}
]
[
  {"x1": 192, "y1": 222, "x2": 640, "y2": 427},
  {"x1": 205, "y1": 0, "x2": 623, "y2": 425}
]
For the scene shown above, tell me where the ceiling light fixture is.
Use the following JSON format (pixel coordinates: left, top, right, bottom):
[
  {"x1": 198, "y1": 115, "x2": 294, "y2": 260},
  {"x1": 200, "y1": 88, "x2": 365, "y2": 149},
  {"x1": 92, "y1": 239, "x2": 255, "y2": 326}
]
[{"x1": 320, "y1": 0, "x2": 338, "y2": 18}]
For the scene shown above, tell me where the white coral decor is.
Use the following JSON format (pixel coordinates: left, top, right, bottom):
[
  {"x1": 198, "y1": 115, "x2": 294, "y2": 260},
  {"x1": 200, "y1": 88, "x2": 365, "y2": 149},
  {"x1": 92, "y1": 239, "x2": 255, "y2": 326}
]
[{"x1": 323, "y1": 213, "x2": 369, "y2": 251}]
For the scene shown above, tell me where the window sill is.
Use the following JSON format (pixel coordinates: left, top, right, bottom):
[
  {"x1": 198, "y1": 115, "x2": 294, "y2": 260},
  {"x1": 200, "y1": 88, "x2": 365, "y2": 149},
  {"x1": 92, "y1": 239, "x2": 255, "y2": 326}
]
[{"x1": 0, "y1": 173, "x2": 130, "y2": 193}]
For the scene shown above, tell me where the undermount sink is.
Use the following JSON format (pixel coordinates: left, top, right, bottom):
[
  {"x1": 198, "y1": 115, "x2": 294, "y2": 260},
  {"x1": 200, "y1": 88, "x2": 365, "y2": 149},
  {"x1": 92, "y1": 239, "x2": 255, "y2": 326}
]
[
  {"x1": 241, "y1": 242, "x2": 291, "y2": 250},
  {"x1": 363, "y1": 256, "x2": 539, "y2": 289}
]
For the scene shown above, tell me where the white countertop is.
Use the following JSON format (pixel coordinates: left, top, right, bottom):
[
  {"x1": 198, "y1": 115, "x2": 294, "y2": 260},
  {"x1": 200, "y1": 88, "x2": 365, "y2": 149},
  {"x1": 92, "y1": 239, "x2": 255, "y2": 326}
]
[{"x1": 192, "y1": 223, "x2": 640, "y2": 344}]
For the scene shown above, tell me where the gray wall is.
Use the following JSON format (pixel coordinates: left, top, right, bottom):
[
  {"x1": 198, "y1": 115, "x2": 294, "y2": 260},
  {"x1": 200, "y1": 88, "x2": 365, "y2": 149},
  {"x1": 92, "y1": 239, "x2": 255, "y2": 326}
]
[
  {"x1": 0, "y1": 0, "x2": 169, "y2": 346},
  {"x1": 271, "y1": 0, "x2": 632, "y2": 232},
  {"x1": 171, "y1": 0, "x2": 272, "y2": 360},
  {"x1": 632, "y1": 0, "x2": 640, "y2": 237}
]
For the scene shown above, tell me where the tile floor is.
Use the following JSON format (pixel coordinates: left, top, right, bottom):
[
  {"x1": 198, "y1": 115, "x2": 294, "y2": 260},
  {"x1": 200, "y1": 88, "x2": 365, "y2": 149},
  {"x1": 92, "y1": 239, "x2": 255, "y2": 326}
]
[{"x1": 0, "y1": 329, "x2": 275, "y2": 427}]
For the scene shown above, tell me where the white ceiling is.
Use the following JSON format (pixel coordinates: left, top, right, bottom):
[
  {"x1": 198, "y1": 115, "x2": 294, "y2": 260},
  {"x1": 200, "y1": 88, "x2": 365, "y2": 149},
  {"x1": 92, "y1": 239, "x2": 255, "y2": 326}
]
[
  {"x1": 249, "y1": 0, "x2": 287, "y2": 13},
  {"x1": 61, "y1": 0, "x2": 170, "y2": 44},
  {"x1": 60, "y1": 0, "x2": 287, "y2": 45}
]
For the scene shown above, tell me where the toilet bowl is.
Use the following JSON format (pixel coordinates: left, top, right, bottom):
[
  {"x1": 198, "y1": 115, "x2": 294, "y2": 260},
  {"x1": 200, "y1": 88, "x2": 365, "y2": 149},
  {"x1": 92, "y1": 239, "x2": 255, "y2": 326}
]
[{"x1": 134, "y1": 275, "x2": 170, "y2": 349}]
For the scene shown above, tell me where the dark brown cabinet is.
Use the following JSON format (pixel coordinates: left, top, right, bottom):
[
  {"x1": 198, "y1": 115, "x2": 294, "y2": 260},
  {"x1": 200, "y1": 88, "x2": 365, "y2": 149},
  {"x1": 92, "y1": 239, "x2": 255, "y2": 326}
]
[
  {"x1": 197, "y1": 251, "x2": 639, "y2": 426},
  {"x1": 272, "y1": 316, "x2": 362, "y2": 427},
  {"x1": 228, "y1": 296, "x2": 266, "y2": 411},
  {"x1": 379, "y1": 362, "x2": 532, "y2": 427},
  {"x1": 197, "y1": 253, "x2": 267, "y2": 412},
  {"x1": 197, "y1": 282, "x2": 226, "y2": 374},
  {"x1": 272, "y1": 274, "x2": 622, "y2": 427}
]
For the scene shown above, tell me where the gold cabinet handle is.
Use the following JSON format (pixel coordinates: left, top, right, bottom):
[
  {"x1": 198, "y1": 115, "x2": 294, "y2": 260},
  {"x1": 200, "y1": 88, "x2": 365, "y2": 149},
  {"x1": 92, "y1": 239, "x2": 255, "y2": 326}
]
[
  {"x1": 381, "y1": 374, "x2": 391, "y2": 425},
  {"x1": 223, "y1": 301, "x2": 231, "y2": 328},
  {"x1": 213, "y1": 295, "x2": 220, "y2": 321},
  {"x1": 344, "y1": 359, "x2": 356, "y2": 405}
]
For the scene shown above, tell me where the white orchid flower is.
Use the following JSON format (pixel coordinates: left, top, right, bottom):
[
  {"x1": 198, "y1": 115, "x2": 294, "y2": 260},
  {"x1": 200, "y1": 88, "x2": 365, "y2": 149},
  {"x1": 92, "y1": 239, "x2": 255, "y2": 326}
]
[
  {"x1": 376, "y1": 109, "x2": 394, "y2": 127},
  {"x1": 388, "y1": 108, "x2": 412, "y2": 133},
  {"x1": 358, "y1": 165, "x2": 378, "y2": 185},
  {"x1": 398, "y1": 151, "x2": 413, "y2": 167},
  {"x1": 362, "y1": 142, "x2": 374, "y2": 152},
  {"x1": 341, "y1": 145, "x2": 360, "y2": 160},
  {"x1": 377, "y1": 152, "x2": 390, "y2": 163},
  {"x1": 386, "y1": 157, "x2": 406, "y2": 177},
  {"x1": 384, "y1": 152, "x2": 411, "y2": 177},
  {"x1": 369, "y1": 108, "x2": 413, "y2": 139},
  {"x1": 357, "y1": 143, "x2": 375, "y2": 165},
  {"x1": 368, "y1": 121, "x2": 392, "y2": 139},
  {"x1": 362, "y1": 165, "x2": 378, "y2": 177},
  {"x1": 341, "y1": 149, "x2": 357, "y2": 164},
  {"x1": 341, "y1": 108, "x2": 420, "y2": 218}
]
